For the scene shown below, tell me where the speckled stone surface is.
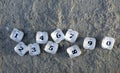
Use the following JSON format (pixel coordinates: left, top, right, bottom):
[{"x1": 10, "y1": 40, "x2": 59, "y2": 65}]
[{"x1": 0, "y1": 0, "x2": 120, "y2": 73}]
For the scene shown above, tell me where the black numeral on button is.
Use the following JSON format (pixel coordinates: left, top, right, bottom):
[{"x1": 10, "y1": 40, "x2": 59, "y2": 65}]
[
  {"x1": 56, "y1": 33, "x2": 61, "y2": 38},
  {"x1": 70, "y1": 34, "x2": 74, "y2": 38},
  {"x1": 49, "y1": 46, "x2": 53, "y2": 50},
  {"x1": 106, "y1": 41, "x2": 111, "y2": 46},
  {"x1": 18, "y1": 46, "x2": 23, "y2": 52},
  {"x1": 72, "y1": 50, "x2": 77, "y2": 54},
  {"x1": 32, "y1": 47, "x2": 36, "y2": 52},
  {"x1": 40, "y1": 36, "x2": 44, "y2": 40},
  {"x1": 88, "y1": 41, "x2": 92, "y2": 45},
  {"x1": 15, "y1": 33, "x2": 18, "y2": 38}
]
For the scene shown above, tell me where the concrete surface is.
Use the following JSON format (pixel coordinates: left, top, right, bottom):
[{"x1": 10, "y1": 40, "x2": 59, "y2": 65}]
[{"x1": 0, "y1": 0, "x2": 120, "y2": 73}]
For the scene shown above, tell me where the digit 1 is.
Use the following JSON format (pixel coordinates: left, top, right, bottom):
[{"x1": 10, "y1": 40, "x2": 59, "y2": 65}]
[{"x1": 15, "y1": 33, "x2": 18, "y2": 38}]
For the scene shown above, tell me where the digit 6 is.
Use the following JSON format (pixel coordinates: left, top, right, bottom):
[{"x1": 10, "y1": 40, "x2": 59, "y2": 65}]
[{"x1": 56, "y1": 33, "x2": 61, "y2": 38}]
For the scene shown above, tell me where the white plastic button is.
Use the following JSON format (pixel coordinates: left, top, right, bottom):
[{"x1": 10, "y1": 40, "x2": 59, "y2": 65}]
[
  {"x1": 36, "y1": 31, "x2": 48, "y2": 44},
  {"x1": 101, "y1": 37, "x2": 115, "y2": 50},
  {"x1": 14, "y1": 42, "x2": 28, "y2": 56},
  {"x1": 67, "y1": 45, "x2": 81, "y2": 58},
  {"x1": 51, "y1": 29, "x2": 64, "y2": 43},
  {"x1": 65, "y1": 29, "x2": 79, "y2": 43},
  {"x1": 10, "y1": 28, "x2": 24, "y2": 42},
  {"x1": 28, "y1": 43, "x2": 41, "y2": 56},
  {"x1": 44, "y1": 41, "x2": 58, "y2": 54},
  {"x1": 83, "y1": 37, "x2": 96, "y2": 50}
]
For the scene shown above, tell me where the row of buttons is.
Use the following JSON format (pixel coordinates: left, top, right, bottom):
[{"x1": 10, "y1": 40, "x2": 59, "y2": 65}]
[{"x1": 10, "y1": 28, "x2": 115, "y2": 58}]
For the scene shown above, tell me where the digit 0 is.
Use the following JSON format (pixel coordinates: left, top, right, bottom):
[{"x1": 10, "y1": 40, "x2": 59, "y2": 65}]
[{"x1": 106, "y1": 41, "x2": 111, "y2": 46}]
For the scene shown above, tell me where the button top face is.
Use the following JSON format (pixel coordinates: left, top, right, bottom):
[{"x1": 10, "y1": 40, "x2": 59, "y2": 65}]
[
  {"x1": 14, "y1": 42, "x2": 28, "y2": 56},
  {"x1": 44, "y1": 41, "x2": 58, "y2": 54},
  {"x1": 101, "y1": 37, "x2": 115, "y2": 50},
  {"x1": 83, "y1": 37, "x2": 96, "y2": 50},
  {"x1": 51, "y1": 29, "x2": 65, "y2": 43},
  {"x1": 36, "y1": 31, "x2": 48, "y2": 44},
  {"x1": 67, "y1": 45, "x2": 81, "y2": 58},
  {"x1": 10, "y1": 28, "x2": 24, "y2": 42},
  {"x1": 28, "y1": 43, "x2": 40, "y2": 56},
  {"x1": 65, "y1": 29, "x2": 79, "y2": 43}
]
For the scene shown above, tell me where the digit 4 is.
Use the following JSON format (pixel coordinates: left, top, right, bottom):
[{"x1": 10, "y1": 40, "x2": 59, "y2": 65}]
[{"x1": 40, "y1": 36, "x2": 44, "y2": 40}]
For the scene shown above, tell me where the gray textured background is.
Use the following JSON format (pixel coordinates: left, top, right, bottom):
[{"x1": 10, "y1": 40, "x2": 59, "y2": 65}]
[{"x1": 0, "y1": 0, "x2": 120, "y2": 73}]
